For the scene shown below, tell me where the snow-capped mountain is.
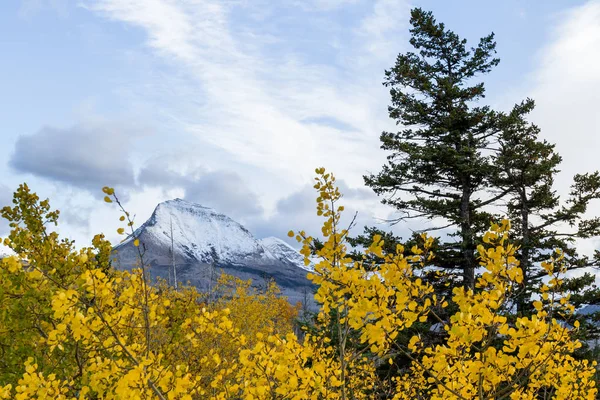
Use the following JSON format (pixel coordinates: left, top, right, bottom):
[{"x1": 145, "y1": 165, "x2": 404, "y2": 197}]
[
  {"x1": 116, "y1": 199, "x2": 269, "y2": 265},
  {"x1": 112, "y1": 199, "x2": 315, "y2": 307}
]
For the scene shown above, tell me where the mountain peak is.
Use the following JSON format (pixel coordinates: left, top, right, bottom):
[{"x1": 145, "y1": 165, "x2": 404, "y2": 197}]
[
  {"x1": 131, "y1": 198, "x2": 258, "y2": 264},
  {"x1": 111, "y1": 198, "x2": 315, "y2": 306},
  {"x1": 116, "y1": 198, "x2": 309, "y2": 270},
  {"x1": 157, "y1": 198, "x2": 216, "y2": 213}
]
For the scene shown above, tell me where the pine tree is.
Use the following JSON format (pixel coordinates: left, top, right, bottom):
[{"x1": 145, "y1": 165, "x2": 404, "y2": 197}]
[
  {"x1": 364, "y1": 8, "x2": 509, "y2": 289},
  {"x1": 496, "y1": 99, "x2": 600, "y2": 315}
]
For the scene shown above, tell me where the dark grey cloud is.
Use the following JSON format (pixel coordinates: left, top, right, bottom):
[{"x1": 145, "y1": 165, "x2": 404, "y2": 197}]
[
  {"x1": 274, "y1": 185, "x2": 315, "y2": 215},
  {"x1": 247, "y1": 180, "x2": 383, "y2": 245},
  {"x1": 138, "y1": 162, "x2": 263, "y2": 220},
  {"x1": 275, "y1": 180, "x2": 374, "y2": 215},
  {"x1": 10, "y1": 123, "x2": 136, "y2": 194},
  {"x1": 337, "y1": 180, "x2": 377, "y2": 201},
  {"x1": 137, "y1": 164, "x2": 189, "y2": 188},
  {"x1": 60, "y1": 196, "x2": 92, "y2": 230},
  {"x1": 139, "y1": 159, "x2": 394, "y2": 244},
  {"x1": 61, "y1": 210, "x2": 91, "y2": 230},
  {"x1": 247, "y1": 188, "x2": 317, "y2": 244},
  {"x1": 185, "y1": 171, "x2": 263, "y2": 219}
]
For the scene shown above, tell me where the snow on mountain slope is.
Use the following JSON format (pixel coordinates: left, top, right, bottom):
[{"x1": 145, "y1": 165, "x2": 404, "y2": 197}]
[
  {"x1": 259, "y1": 237, "x2": 314, "y2": 271},
  {"x1": 114, "y1": 199, "x2": 312, "y2": 289},
  {"x1": 115, "y1": 198, "x2": 268, "y2": 265},
  {"x1": 112, "y1": 199, "x2": 316, "y2": 307}
]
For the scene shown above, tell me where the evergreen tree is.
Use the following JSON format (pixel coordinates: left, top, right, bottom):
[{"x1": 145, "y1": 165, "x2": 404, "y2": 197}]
[
  {"x1": 496, "y1": 99, "x2": 600, "y2": 315},
  {"x1": 364, "y1": 8, "x2": 511, "y2": 289},
  {"x1": 357, "y1": 5, "x2": 600, "y2": 385}
]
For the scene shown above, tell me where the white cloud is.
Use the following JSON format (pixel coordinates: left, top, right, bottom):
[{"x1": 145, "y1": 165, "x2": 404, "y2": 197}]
[
  {"x1": 520, "y1": 0, "x2": 600, "y2": 260},
  {"x1": 357, "y1": 0, "x2": 411, "y2": 64},
  {"x1": 15, "y1": 0, "x2": 407, "y2": 250},
  {"x1": 9, "y1": 0, "x2": 418, "y2": 247},
  {"x1": 86, "y1": 0, "x2": 408, "y2": 191},
  {"x1": 528, "y1": 1, "x2": 600, "y2": 192},
  {"x1": 6, "y1": 0, "x2": 600, "y2": 265}
]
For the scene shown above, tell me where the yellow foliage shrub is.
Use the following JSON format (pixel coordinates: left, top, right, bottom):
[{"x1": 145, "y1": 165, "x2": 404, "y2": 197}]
[{"x1": 0, "y1": 173, "x2": 596, "y2": 399}]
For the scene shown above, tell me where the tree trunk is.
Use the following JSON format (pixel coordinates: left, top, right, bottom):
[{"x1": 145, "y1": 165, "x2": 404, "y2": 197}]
[
  {"x1": 517, "y1": 187, "x2": 530, "y2": 315},
  {"x1": 460, "y1": 180, "x2": 475, "y2": 290}
]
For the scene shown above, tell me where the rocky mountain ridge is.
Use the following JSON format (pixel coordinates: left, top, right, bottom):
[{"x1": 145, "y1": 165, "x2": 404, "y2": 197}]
[{"x1": 111, "y1": 199, "x2": 315, "y2": 306}]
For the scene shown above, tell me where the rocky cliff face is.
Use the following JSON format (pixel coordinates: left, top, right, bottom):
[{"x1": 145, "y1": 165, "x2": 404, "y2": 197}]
[{"x1": 111, "y1": 199, "x2": 315, "y2": 307}]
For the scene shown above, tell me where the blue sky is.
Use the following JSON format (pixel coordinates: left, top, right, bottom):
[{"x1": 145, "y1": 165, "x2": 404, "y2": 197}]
[{"x1": 1, "y1": 0, "x2": 599, "y2": 252}]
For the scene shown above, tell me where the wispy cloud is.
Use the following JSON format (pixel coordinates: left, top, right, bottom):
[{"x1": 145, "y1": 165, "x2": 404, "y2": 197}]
[
  {"x1": 529, "y1": 0, "x2": 600, "y2": 189},
  {"x1": 86, "y1": 0, "x2": 409, "y2": 191},
  {"x1": 524, "y1": 0, "x2": 600, "y2": 258},
  {"x1": 357, "y1": 0, "x2": 411, "y2": 64},
  {"x1": 78, "y1": 0, "x2": 410, "y2": 243},
  {"x1": 4, "y1": 0, "x2": 600, "y2": 252}
]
